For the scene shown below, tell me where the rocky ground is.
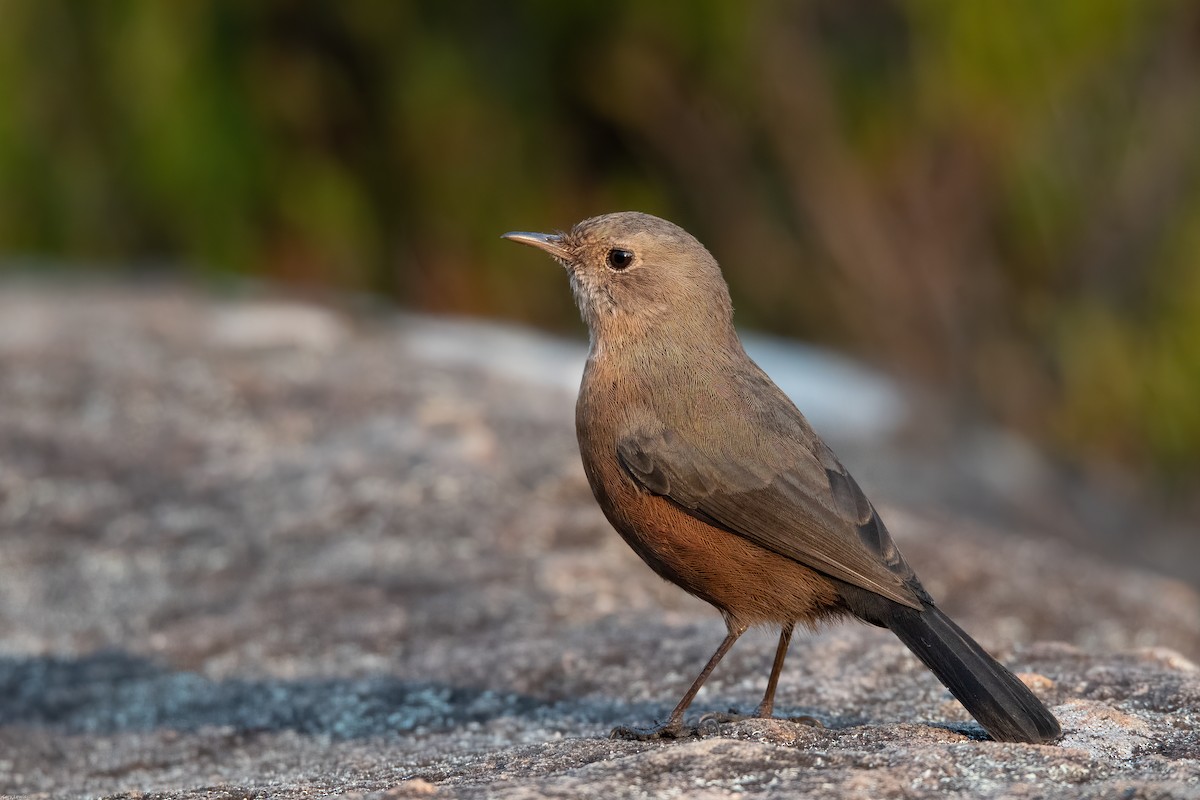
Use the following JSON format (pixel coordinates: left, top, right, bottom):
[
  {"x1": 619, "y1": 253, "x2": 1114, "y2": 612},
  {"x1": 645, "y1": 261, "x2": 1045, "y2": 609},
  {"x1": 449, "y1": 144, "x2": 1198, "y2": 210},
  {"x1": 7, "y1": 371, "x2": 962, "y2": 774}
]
[{"x1": 0, "y1": 284, "x2": 1197, "y2": 799}]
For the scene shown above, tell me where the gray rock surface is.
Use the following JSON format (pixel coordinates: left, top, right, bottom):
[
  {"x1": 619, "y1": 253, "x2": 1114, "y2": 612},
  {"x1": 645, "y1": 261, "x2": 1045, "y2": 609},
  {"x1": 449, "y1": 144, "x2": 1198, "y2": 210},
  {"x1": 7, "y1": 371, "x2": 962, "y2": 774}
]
[{"x1": 0, "y1": 284, "x2": 1197, "y2": 799}]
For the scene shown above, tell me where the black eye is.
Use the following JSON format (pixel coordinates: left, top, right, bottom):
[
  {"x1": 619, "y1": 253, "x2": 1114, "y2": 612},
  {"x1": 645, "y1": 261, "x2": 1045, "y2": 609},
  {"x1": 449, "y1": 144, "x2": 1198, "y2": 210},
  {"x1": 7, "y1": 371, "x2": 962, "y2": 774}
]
[{"x1": 607, "y1": 248, "x2": 634, "y2": 270}]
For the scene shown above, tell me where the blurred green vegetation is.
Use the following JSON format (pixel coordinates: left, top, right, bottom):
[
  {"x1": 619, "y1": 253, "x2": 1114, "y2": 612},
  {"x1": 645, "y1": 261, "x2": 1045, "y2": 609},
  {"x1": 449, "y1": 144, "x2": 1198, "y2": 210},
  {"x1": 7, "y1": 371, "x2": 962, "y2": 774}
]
[{"x1": 2, "y1": 1, "x2": 1199, "y2": 483}]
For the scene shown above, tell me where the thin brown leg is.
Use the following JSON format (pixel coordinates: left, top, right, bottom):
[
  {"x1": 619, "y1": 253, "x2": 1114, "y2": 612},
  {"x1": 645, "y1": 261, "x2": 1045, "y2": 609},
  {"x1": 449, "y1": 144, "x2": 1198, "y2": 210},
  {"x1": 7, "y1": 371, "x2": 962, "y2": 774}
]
[
  {"x1": 755, "y1": 623, "x2": 794, "y2": 718},
  {"x1": 610, "y1": 623, "x2": 747, "y2": 740}
]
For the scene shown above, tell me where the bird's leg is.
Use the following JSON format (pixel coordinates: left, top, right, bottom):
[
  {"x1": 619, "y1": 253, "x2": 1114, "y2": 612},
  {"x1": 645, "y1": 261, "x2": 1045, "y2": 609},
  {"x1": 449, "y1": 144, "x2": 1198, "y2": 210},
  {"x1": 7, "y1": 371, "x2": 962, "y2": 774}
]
[
  {"x1": 699, "y1": 622, "x2": 796, "y2": 727},
  {"x1": 698, "y1": 622, "x2": 820, "y2": 730},
  {"x1": 610, "y1": 624, "x2": 746, "y2": 741},
  {"x1": 755, "y1": 622, "x2": 794, "y2": 718},
  {"x1": 753, "y1": 623, "x2": 822, "y2": 726}
]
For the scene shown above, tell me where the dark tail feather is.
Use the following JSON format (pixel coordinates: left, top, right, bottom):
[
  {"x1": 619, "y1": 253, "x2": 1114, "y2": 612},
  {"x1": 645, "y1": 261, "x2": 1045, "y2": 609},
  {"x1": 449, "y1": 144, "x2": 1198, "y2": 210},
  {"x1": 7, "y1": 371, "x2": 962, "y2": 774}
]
[{"x1": 884, "y1": 602, "x2": 1061, "y2": 744}]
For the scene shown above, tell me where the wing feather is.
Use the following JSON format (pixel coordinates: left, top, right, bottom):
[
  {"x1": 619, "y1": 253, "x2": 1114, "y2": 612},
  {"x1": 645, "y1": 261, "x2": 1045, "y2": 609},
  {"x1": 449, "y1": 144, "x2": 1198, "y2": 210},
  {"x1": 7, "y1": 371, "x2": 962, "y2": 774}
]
[{"x1": 617, "y1": 430, "x2": 922, "y2": 609}]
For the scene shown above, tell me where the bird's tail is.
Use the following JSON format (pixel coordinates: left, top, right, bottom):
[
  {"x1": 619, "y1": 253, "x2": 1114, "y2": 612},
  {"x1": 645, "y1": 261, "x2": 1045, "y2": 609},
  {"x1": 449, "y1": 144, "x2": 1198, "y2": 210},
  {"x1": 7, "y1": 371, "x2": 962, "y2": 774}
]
[{"x1": 883, "y1": 601, "x2": 1061, "y2": 744}]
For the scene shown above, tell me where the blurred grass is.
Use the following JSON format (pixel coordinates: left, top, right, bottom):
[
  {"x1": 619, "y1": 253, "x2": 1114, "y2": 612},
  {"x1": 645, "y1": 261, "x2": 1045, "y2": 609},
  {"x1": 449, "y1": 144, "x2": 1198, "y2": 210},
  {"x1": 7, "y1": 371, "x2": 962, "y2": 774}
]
[{"x1": 1, "y1": 0, "x2": 1199, "y2": 484}]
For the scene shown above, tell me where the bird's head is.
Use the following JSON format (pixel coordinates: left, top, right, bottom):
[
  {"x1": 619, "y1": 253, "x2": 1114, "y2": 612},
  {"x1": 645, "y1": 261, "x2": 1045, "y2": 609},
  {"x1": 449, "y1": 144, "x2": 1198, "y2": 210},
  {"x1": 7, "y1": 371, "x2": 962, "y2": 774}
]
[{"x1": 503, "y1": 212, "x2": 734, "y2": 345}]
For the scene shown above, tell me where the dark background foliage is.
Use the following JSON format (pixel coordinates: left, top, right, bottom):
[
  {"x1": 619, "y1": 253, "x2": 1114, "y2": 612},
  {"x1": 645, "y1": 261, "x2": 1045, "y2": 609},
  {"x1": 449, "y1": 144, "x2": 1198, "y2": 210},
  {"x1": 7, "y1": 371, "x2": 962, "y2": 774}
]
[{"x1": 3, "y1": 0, "x2": 1200, "y2": 489}]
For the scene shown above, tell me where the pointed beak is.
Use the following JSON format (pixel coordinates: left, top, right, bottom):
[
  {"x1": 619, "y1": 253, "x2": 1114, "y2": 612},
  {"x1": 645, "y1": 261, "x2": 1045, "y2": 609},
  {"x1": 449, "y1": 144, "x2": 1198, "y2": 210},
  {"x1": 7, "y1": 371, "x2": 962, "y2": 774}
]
[{"x1": 501, "y1": 230, "x2": 569, "y2": 261}]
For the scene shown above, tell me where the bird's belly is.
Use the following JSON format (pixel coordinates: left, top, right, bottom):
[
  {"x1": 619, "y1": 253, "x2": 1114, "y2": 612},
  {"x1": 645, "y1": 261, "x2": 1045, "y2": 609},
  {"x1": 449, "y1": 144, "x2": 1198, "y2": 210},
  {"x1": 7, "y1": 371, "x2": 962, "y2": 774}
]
[{"x1": 585, "y1": 458, "x2": 843, "y2": 628}]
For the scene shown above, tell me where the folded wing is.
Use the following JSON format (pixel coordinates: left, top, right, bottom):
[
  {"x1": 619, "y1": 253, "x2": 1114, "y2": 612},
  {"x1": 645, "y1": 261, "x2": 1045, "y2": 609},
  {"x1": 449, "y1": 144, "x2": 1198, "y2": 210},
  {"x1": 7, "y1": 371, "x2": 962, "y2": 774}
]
[{"x1": 617, "y1": 428, "x2": 925, "y2": 609}]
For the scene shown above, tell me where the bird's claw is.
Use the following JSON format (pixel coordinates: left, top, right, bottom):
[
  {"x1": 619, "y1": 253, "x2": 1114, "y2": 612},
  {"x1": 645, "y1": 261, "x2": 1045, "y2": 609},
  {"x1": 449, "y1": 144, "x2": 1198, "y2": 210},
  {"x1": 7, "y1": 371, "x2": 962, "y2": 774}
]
[
  {"x1": 698, "y1": 709, "x2": 826, "y2": 731},
  {"x1": 610, "y1": 710, "x2": 824, "y2": 741},
  {"x1": 786, "y1": 714, "x2": 825, "y2": 728},
  {"x1": 699, "y1": 709, "x2": 748, "y2": 725},
  {"x1": 609, "y1": 721, "x2": 691, "y2": 741}
]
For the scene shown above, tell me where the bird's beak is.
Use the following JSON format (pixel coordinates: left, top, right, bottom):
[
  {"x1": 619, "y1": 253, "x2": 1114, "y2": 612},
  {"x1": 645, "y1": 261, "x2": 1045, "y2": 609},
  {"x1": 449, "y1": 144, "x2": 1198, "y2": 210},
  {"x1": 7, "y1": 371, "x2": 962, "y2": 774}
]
[{"x1": 501, "y1": 231, "x2": 569, "y2": 261}]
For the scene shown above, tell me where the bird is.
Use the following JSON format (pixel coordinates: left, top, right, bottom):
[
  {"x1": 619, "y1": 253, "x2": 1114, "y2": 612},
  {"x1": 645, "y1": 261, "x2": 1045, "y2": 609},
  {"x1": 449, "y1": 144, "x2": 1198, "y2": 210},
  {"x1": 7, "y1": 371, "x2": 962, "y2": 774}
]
[{"x1": 502, "y1": 211, "x2": 1061, "y2": 744}]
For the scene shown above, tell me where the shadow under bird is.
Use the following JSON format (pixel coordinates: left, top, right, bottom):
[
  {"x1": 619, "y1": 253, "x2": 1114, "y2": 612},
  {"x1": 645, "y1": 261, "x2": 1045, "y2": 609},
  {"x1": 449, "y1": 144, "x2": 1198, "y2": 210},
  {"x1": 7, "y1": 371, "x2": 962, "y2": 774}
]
[{"x1": 503, "y1": 212, "x2": 1061, "y2": 744}]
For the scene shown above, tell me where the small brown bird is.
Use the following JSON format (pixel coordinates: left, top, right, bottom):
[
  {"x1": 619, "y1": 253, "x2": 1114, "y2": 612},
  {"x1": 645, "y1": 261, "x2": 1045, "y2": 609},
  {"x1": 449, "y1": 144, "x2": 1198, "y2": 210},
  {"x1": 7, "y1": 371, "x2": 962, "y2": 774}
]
[{"x1": 503, "y1": 212, "x2": 1061, "y2": 744}]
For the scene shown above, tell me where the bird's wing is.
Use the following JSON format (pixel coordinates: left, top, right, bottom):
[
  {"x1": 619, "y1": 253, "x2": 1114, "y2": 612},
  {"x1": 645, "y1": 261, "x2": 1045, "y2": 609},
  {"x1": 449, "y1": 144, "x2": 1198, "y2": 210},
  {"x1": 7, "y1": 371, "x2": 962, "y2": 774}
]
[{"x1": 617, "y1": 427, "x2": 924, "y2": 609}]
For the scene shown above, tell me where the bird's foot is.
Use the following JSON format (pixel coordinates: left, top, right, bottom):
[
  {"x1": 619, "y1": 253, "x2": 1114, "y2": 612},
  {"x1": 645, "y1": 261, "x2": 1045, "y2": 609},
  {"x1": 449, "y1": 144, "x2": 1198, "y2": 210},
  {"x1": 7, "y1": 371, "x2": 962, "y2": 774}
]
[
  {"x1": 609, "y1": 720, "x2": 692, "y2": 741},
  {"x1": 697, "y1": 708, "x2": 825, "y2": 734},
  {"x1": 786, "y1": 714, "x2": 824, "y2": 728},
  {"x1": 610, "y1": 711, "x2": 825, "y2": 741}
]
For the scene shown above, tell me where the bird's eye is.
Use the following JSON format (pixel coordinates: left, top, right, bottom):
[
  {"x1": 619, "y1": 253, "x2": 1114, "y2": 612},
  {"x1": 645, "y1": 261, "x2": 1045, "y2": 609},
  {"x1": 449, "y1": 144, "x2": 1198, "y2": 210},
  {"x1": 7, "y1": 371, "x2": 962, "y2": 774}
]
[{"x1": 607, "y1": 248, "x2": 634, "y2": 271}]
